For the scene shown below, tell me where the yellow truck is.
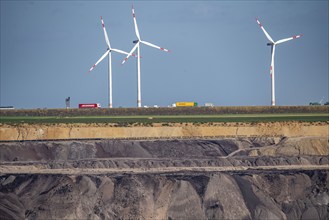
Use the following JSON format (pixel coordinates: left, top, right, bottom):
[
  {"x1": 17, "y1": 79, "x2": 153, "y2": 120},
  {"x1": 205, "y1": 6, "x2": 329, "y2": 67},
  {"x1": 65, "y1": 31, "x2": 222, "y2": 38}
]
[{"x1": 175, "y1": 102, "x2": 198, "y2": 107}]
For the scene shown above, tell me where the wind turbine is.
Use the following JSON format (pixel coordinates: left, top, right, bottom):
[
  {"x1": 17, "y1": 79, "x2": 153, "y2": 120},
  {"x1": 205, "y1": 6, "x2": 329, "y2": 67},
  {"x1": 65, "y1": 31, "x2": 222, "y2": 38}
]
[
  {"x1": 88, "y1": 16, "x2": 132, "y2": 108},
  {"x1": 122, "y1": 4, "x2": 170, "y2": 108},
  {"x1": 256, "y1": 18, "x2": 303, "y2": 106}
]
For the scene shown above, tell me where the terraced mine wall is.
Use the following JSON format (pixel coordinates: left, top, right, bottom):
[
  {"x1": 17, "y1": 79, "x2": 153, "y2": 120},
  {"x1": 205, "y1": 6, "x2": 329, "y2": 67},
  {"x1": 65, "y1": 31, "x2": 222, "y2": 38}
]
[
  {"x1": 1, "y1": 137, "x2": 328, "y2": 219},
  {"x1": 0, "y1": 122, "x2": 328, "y2": 141},
  {"x1": 1, "y1": 106, "x2": 328, "y2": 219}
]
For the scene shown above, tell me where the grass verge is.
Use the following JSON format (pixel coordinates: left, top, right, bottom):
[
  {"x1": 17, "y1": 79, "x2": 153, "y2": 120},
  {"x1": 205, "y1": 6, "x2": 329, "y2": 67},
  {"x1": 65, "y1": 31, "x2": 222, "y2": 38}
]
[{"x1": 1, "y1": 113, "x2": 328, "y2": 124}]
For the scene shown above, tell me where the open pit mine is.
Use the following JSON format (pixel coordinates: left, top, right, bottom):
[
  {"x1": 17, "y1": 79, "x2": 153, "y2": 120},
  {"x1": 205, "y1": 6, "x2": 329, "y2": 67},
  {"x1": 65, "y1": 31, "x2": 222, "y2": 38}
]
[{"x1": 0, "y1": 121, "x2": 328, "y2": 219}]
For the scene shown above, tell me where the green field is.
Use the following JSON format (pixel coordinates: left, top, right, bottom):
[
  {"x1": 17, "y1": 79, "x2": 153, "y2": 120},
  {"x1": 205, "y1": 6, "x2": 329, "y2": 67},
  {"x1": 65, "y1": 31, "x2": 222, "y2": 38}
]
[{"x1": 1, "y1": 113, "x2": 328, "y2": 124}]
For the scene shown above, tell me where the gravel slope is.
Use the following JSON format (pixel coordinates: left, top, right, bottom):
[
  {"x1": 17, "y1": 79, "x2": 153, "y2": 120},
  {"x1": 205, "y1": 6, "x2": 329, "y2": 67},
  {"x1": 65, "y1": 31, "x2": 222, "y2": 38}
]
[{"x1": 0, "y1": 137, "x2": 328, "y2": 219}]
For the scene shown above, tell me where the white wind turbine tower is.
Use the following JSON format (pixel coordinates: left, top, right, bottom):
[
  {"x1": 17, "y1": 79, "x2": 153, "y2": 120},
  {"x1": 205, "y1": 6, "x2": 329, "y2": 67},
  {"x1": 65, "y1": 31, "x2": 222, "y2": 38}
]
[
  {"x1": 88, "y1": 16, "x2": 132, "y2": 108},
  {"x1": 122, "y1": 4, "x2": 170, "y2": 108},
  {"x1": 256, "y1": 18, "x2": 303, "y2": 106}
]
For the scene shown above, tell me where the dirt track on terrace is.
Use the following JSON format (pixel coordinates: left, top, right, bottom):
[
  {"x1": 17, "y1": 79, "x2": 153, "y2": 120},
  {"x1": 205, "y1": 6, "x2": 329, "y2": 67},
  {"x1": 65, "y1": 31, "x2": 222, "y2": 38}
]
[{"x1": 1, "y1": 164, "x2": 328, "y2": 175}]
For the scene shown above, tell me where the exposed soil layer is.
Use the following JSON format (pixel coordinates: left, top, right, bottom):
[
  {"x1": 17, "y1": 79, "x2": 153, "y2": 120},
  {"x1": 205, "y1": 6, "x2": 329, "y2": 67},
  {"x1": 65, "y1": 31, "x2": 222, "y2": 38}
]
[
  {"x1": 1, "y1": 121, "x2": 328, "y2": 141},
  {"x1": 0, "y1": 137, "x2": 328, "y2": 219}
]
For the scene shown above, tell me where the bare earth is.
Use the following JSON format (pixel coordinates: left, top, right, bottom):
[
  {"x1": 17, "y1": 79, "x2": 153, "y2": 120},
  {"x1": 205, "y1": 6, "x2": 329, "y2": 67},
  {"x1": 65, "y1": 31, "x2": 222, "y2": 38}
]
[
  {"x1": 1, "y1": 121, "x2": 328, "y2": 141},
  {"x1": 0, "y1": 121, "x2": 329, "y2": 219}
]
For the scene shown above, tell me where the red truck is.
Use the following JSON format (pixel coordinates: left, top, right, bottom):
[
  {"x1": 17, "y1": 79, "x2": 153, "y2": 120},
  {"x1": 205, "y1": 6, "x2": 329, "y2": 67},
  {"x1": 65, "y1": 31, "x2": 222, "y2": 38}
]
[{"x1": 78, "y1": 103, "x2": 101, "y2": 108}]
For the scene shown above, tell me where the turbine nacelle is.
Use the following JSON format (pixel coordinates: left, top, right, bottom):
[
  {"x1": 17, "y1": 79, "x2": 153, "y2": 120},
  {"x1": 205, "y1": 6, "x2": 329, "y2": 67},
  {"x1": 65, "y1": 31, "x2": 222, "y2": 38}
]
[
  {"x1": 267, "y1": 43, "x2": 274, "y2": 46},
  {"x1": 133, "y1": 40, "x2": 139, "y2": 44}
]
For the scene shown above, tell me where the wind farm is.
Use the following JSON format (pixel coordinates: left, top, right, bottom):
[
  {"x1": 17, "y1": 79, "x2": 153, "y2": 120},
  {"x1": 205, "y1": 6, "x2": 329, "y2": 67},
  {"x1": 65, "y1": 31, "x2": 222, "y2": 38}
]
[
  {"x1": 1, "y1": 2, "x2": 327, "y2": 109},
  {"x1": 88, "y1": 5, "x2": 170, "y2": 109},
  {"x1": 85, "y1": 6, "x2": 308, "y2": 109},
  {"x1": 1, "y1": 2, "x2": 329, "y2": 220}
]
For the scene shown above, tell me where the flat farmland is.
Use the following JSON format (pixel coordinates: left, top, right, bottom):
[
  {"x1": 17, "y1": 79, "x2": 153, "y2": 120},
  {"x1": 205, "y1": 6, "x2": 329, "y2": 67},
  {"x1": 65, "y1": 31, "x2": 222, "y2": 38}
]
[
  {"x1": 1, "y1": 106, "x2": 328, "y2": 124},
  {"x1": 0, "y1": 113, "x2": 328, "y2": 124}
]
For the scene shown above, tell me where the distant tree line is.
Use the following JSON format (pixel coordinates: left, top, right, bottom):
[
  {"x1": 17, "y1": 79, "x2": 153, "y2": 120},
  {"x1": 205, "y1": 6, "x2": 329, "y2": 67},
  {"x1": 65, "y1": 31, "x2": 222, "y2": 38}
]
[{"x1": 309, "y1": 102, "x2": 329, "y2": 106}]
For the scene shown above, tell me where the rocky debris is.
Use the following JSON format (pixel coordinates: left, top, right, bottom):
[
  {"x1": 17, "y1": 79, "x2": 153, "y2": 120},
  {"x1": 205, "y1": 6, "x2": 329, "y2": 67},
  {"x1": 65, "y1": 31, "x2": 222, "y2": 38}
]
[
  {"x1": 1, "y1": 156, "x2": 327, "y2": 171},
  {"x1": 0, "y1": 171, "x2": 328, "y2": 220},
  {"x1": 1, "y1": 137, "x2": 328, "y2": 171},
  {"x1": 0, "y1": 137, "x2": 328, "y2": 219},
  {"x1": 248, "y1": 137, "x2": 329, "y2": 156},
  {"x1": 1, "y1": 137, "x2": 328, "y2": 163}
]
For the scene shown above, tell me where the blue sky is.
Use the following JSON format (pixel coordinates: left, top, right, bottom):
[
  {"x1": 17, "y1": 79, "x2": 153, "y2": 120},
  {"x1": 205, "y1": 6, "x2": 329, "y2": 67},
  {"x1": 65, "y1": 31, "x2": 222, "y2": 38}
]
[{"x1": 1, "y1": 1, "x2": 328, "y2": 109}]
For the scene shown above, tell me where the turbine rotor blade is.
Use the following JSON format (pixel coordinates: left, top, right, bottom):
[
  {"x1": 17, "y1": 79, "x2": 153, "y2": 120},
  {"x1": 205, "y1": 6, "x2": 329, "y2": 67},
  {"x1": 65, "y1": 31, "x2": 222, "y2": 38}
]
[
  {"x1": 88, "y1": 50, "x2": 110, "y2": 72},
  {"x1": 122, "y1": 42, "x2": 139, "y2": 64},
  {"x1": 132, "y1": 4, "x2": 141, "y2": 40},
  {"x1": 111, "y1": 48, "x2": 130, "y2": 56},
  {"x1": 100, "y1": 16, "x2": 111, "y2": 48},
  {"x1": 141, "y1": 40, "x2": 170, "y2": 52},
  {"x1": 275, "y1": 34, "x2": 303, "y2": 44},
  {"x1": 256, "y1": 18, "x2": 275, "y2": 44}
]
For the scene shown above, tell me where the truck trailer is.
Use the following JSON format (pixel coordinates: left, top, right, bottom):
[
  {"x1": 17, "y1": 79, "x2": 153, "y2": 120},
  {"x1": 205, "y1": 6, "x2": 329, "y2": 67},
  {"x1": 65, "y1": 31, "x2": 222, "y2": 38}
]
[
  {"x1": 78, "y1": 103, "x2": 101, "y2": 108},
  {"x1": 175, "y1": 102, "x2": 198, "y2": 107}
]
